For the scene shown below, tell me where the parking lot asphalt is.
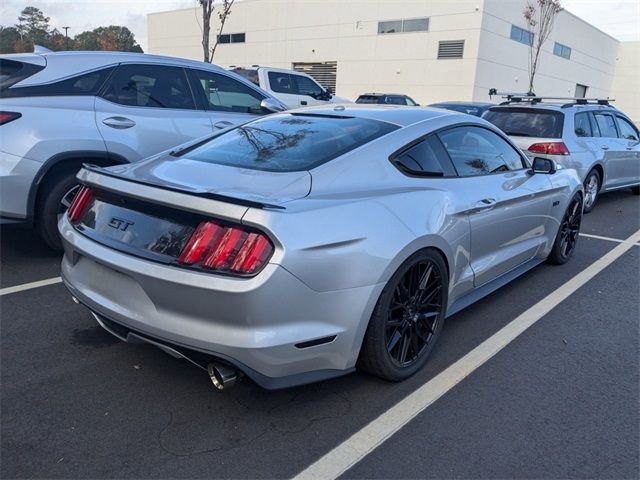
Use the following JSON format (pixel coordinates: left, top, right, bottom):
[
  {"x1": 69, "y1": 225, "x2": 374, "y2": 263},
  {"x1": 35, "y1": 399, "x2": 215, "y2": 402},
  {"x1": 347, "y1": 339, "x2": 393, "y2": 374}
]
[{"x1": 1, "y1": 189, "x2": 639, "y2": 479}]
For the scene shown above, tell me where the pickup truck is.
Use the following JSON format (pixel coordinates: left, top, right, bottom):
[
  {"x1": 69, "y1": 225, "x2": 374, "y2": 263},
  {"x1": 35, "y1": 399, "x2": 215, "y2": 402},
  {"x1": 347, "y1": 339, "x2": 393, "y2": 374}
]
[{"x1": 229, "y1": 66, "x2": 351, "y2": 109}]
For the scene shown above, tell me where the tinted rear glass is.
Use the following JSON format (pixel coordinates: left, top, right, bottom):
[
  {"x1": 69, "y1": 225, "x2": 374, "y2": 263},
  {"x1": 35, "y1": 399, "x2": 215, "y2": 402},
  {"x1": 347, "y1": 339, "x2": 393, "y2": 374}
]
[
  {"x1": 356, "y1": 95, "x2": 381, "y2": 104},
  {"x1": 484, "y1": 108, "x2": 564, "y2": 138},
  {"x1": 231, "y1": 68, "x2": 259, "y2": 86},
  {"x1": 2, "y1": 66, "x2": 114, "y2": 98},
  {"x1": 183, "y1": 114, "x2": 399, "y2": 172},
  {"x1": 0, "y1": 59, "x2": 45, "y2": 90},
  {"x1": 431, "y1": 104, "x2": 484, "y2": 116}
]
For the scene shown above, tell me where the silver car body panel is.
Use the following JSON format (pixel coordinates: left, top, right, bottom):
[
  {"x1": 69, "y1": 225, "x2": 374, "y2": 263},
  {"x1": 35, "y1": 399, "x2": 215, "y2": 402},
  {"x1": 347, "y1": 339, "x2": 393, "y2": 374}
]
[{"x1": 60, "y1": 106, "x2": 583, "y2": 388}]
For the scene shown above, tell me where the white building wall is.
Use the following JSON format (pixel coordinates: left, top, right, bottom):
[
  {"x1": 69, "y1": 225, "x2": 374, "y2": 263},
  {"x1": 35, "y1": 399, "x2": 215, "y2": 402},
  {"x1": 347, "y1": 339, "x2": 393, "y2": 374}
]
[
  {"x1": 148, "y1": 0, "x2": 636, "y2": 115},
  {"x1": 611, "y1": 42, "x2": 640, "y2": 125},
  {"x1": 148, "y1": 0, "x2": 484, "y2": 104},
  {"x1": 474, "y1": 0, "x2": 619, "y2": 102}
]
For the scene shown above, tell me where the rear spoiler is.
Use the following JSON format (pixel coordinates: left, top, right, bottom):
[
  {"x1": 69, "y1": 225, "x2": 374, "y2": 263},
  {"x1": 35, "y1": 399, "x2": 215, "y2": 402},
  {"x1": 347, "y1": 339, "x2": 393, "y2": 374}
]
[{"x1": 81, "y1": 164, "x2": 286, "y2": 210}]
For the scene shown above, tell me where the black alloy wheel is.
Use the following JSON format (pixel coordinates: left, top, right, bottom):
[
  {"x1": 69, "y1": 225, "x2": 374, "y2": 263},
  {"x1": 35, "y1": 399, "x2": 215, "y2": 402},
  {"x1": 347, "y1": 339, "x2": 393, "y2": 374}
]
[
  {"x1": 386, "y1": 260, "x2": 443, "y2": 367},
  {"x1": 359, "y1": 249, "x2": 448, "y2": 381},
  {"x1": 549, "y1": 193, "x2": 583, "y2": 265}
]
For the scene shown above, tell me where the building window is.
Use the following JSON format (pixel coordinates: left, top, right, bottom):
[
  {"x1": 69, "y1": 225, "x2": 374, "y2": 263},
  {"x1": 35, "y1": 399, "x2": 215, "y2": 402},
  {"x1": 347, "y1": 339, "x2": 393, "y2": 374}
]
[
  {"x1": 378, "y1": 18, "x2": 429, "y2": 34},
  {"x1": 553, "y1": 42, "x2": 571, "y2": 59},
  {"x1": 575, "y1": 84, "x2": 588, "y2": 98},
  {"x1": 510, "y1": 25, "x2": 533, "y2": 46},
  {"x1": 438, "y1": 40, "x2": 465, "y2": 59},
  {"x1": 217, "y1": 32, "x2": 245, "y2": 44}
]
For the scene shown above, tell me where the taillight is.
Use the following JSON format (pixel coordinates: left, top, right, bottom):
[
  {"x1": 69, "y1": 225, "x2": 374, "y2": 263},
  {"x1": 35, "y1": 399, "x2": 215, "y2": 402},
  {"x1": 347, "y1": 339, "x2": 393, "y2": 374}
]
[
  {"x1": 0, "y1": 112, "x2": 21, "y2": 125},
  {"x1": 178, "y1": 220, "x2": 274, "y2": 275},
  {"x1": 67, "y1": 186, "x2": 94, "y2": 223},
  {"x1": 528, "y1": 142, "x2": 570, "y2": 155}
]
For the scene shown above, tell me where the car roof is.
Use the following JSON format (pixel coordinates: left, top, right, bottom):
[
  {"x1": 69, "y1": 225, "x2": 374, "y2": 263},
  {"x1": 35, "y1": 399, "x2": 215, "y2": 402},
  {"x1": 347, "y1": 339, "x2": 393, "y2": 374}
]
[
  {"x1": 487, "y1": 102, "x2": 619, "y2": 113},
  {"x1": 288, "y1": 104, "x2": 459, "y2": 127},
  {"x1": 7, "y1": 50, "x2": 230, "y2": 87},
  {"x1": 430, "y1": 101, "x2": 493, "y2": 107},
  {"x1": 38, "y1": 50, "x2": 225, "y2": 69},
  {"x1": 358, "y1": 93, "x2": 409, "y2": 97}
]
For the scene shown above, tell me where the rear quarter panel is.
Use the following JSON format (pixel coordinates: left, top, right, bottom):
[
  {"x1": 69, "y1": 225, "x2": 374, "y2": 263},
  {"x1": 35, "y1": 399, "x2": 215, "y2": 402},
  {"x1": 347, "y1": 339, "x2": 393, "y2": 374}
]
[{"x1": 0, "y1": 96, "x2": 106, "y2": 161}]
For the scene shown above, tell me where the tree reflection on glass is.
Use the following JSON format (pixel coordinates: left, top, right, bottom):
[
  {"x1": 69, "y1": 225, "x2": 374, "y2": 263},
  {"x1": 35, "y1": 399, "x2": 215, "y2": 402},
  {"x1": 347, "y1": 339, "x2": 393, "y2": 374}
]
[{"x1": 235, "y1": 118, "x2": 317, "y2": 163}]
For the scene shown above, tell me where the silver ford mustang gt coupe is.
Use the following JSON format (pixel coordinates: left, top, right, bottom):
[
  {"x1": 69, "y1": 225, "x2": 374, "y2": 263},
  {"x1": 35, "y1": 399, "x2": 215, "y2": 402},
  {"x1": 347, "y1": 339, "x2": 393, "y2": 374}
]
[{"x1": 59, "y1": 105, "x2": 583, "y2": 390}]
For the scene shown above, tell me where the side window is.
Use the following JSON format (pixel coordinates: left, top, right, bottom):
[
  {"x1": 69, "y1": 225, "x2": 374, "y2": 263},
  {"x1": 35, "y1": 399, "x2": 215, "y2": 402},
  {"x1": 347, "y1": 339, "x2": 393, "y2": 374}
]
[
  {"x1": 2, "y1": 67, "x2": 113, "y2": 98},
  {"x1": 616, "y1": 116, "x2": 639, "y2": 141},
  {"x1": 592, "y1": 112, "x2": 619, "y2": 138},
  {"x1": 394, "y1": 137, "x2": 456, "y2": 176},
  {"x1": 102, "y1": 64, "x2": 195, "y2": 109},
  {"x1": 293, "y1": 75, "x2": 323, "y2": 97},
  {"x1": 574, "y1": 112, "x2": 593, "y2": 137},
  {"x1": 385, "y1": 96, "x2": 408, "y2": 105},
  {"x1": 268, "y1": 72, "x2": 295, "y2": 94},
  {"x1": 191, "y1": 70, "x2": 265, "y2": 114},
  {"x1": 438, "y1": 126, "x2": 525, "y2": 177}
]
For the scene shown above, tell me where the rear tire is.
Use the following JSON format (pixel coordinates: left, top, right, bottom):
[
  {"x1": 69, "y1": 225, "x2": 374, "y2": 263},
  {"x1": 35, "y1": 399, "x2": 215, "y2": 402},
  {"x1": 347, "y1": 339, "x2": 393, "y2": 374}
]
[
  {"x1": 582, "y1": 169, "x2": 601, "y2": 213},
  {"x1": 358, "y1": 249, "x2": 448, "y2": 382},
  {"x1": 548, "y1": 193, "x2": 583, "y2": 265},
  {"x1": 35, "y1": 167, "x2": 82, "y2": 251}
]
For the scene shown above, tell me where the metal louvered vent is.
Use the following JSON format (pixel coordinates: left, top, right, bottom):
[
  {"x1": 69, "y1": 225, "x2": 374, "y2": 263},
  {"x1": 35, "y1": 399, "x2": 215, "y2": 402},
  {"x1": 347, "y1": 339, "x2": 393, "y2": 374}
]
[
  {"x1": 292, "y1": 61, "x2": 337, "y2": 91},
  {"x1": 438, "y1": 40, "x2": 465, "y2": 59}
]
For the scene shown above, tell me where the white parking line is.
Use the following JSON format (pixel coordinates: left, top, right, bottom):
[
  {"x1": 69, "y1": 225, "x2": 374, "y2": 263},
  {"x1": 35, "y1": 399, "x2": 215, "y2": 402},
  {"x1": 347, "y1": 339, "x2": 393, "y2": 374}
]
[
  {"x1": 0, "y1": 276, "x2": 62, "y2": 296},
  {"x1": 294, "y1": 228, "x2": 640, "y2": 480},
  {"x1": 580, "y1": 232, "x2": 640, "y2": 246}
]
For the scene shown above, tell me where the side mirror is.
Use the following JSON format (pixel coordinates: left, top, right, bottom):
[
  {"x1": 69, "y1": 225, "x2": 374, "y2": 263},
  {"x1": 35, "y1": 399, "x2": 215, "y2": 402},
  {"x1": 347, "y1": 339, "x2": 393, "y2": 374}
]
[
  {"x1": 260, "y1": 98, "x2": 286, "y2": 113},
  {"x1": 324, "y1": 86, "x2": 333, "y2": 100},
  {"x1": 531, "y1": 157, "x2": 556, "y2": 174}
]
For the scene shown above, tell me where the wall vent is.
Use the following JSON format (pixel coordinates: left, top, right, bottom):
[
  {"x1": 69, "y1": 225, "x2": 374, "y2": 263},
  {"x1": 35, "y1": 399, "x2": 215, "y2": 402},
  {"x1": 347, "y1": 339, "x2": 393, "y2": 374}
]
[
  {"x1": 292, "y1": 61, "x2": 337, "y2": 91},
  {"x1": 438, "y1": 40, "x2": 465, "y2": 59}
]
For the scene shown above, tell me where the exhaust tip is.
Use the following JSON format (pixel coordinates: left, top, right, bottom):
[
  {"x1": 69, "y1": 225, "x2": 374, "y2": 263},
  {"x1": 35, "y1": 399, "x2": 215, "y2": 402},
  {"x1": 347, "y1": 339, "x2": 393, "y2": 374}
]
[{"x1": 207, "y1": 362, "x2": 237, "y2": 390}]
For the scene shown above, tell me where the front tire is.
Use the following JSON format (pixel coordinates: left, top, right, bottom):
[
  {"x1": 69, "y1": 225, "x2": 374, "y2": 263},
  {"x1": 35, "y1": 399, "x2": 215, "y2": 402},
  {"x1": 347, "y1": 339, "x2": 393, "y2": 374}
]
[
  {"x1": 548, "y1": 193, "x2": 583, "y2": 265},
  {"x1": 35, "y1": 168, "x2": 81, "y2": 250},
  {"x1": 583, "y1": 169, "x2": 601, "y2": 213},
  {"x1": 358, "y1": 249, "x2": 448, "y2": 382}
]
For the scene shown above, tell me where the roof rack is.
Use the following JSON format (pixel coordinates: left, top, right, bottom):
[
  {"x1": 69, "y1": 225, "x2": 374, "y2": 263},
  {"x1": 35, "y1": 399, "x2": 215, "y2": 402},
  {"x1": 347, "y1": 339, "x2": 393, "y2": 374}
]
[{"x1": 488, "y1": 89, "x2": 613, "y2": 107}]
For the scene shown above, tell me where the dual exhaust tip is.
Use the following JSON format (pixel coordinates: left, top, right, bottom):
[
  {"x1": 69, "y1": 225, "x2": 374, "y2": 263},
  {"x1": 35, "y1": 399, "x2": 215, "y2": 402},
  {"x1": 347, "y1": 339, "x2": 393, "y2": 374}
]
[{"x1": 207, "y1": 362, "x2": 238, "y2": 390}]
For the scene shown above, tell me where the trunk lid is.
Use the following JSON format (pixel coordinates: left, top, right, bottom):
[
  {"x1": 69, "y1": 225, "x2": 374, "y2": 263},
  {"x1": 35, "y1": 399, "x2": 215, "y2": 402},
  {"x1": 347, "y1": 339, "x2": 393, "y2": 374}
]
[{"x1": 104, "y1": 152, "x2": 312, "y2": 205}]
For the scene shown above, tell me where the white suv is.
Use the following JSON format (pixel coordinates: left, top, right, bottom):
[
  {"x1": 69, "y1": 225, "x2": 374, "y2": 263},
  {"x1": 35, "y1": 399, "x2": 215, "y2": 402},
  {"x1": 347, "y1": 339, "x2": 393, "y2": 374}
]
[
  {"x1": 0, "y1": 51, "x2": 286, "y2": 249},
  {"x1": 484, "y1": 100, "x2": 640, "y2": 212}
]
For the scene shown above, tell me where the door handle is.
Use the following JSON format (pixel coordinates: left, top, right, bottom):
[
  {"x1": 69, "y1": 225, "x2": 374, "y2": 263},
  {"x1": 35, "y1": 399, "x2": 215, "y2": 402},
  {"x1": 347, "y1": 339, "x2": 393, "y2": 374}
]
[
  {"x1": 102, "y1": 116, "x2": 136, "y2": 129},
  {"x1": 301, "y1": 100, "x2": 308, "y2": 106},
  {"x1": 601, "y1": 145, "x2": 610, "y2": 150},
  {"x1": 475, "y1": 198, "x2": 497, "y2": 211},
  {"x1": 214, "y1": 121, "x2": 234, "y2": 130}
]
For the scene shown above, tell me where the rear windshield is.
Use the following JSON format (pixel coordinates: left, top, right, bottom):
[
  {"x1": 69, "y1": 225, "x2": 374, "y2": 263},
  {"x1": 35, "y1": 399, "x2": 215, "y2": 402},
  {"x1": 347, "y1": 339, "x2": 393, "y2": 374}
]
[
  {"x1": 0, "y1": 59, "x2": 44, "y2": 90},
  {"x1": 483, "y1": 108, "x2": 564, "y2": 138},
  {"x1": 431, "y1": 104, "x2": 485, "y2": 116},
  {"x1": 356, "y1": 95, "x2": 381, "y2": 104},
  {"x1": 231, "y1": 68, "x2": 259, "y2": 86},
  {"x1": 182, "y1": 113, "x2": 399, "y2": 172}
]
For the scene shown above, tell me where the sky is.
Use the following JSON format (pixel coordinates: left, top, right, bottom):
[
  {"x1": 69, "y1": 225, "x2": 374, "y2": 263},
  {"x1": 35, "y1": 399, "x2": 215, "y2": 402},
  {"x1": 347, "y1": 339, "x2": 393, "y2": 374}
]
[{"x1": 1, "y1": 0, "x2": 638, "y2": 51}]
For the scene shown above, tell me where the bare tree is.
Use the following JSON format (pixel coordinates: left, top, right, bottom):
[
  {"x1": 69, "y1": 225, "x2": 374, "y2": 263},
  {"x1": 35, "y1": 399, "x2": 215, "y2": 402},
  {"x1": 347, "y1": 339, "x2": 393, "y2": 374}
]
[
  {"x1": 198, "y1": 0, "x2": 235, "y2": 63},
  {"x1": 198, "y1": 0, "x2": 214, "y2": 62},
  {"x1": 523, "y1": 0, "x2": 563, "y2": 95}
]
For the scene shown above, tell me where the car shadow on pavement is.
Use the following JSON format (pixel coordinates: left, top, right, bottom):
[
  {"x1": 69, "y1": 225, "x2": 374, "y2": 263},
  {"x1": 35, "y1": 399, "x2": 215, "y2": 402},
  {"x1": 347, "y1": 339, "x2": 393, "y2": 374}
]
[{"x1": 0, "y1": 226, "x2": 63, "y2": 288}]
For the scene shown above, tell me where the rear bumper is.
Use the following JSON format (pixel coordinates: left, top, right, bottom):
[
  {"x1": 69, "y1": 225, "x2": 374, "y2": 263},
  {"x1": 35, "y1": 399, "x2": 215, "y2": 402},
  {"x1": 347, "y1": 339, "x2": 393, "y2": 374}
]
[{"x1": 59, "y1": 216, "x2": 382, "y2": 388}]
